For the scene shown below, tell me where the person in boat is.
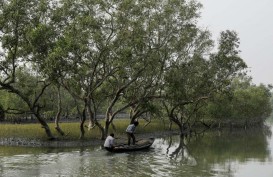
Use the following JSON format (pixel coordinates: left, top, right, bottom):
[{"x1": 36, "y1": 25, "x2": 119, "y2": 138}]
[
  {"x1": 104, "y1": 133, "x2": 115, "y2": 151},
  {"x1": 126, "y1": 121, "x2": 139, "y2": 145}
]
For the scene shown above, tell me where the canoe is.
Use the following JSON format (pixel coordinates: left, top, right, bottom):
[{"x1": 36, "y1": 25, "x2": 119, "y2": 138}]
[{"x1": 106, "y1": 138, "x2": 155, "y2": 153}]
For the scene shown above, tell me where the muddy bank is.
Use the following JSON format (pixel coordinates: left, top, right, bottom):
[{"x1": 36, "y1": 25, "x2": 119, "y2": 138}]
[{"x1": 0, "y1": 130, "x2": 179, "y2": 148}]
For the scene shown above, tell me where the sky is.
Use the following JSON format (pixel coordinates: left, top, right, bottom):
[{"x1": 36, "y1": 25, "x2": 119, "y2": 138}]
[{"x1": 198, "y1": 0, "x2": 273, "y2": 85}]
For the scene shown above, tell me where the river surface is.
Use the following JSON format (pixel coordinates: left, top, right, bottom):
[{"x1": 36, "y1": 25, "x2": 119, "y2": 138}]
[{"x1": 0, "y1": 126, "x2": 273, "y2": 177}]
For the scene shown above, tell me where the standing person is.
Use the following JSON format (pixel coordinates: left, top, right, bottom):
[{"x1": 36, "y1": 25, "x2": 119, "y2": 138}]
[
  {"x1": 104, "y1": 133, "x2": 115, "y2": 151},
  {"x1": 126, "y1": 121, "x2": 139, "y2": 145}
]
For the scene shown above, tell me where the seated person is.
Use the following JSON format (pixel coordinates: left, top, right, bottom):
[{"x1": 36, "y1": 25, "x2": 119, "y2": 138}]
[{"x1": 104, "y1": 133, "x2": 115, "y2": 151}]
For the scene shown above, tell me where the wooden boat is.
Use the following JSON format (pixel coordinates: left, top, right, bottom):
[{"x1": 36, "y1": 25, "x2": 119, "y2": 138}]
[{"x1": 106, "y1": 138, "x2": 155, "y2": 153}]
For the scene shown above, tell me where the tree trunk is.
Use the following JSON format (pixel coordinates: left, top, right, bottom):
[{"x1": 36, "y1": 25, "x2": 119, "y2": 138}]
[
  {"x1": 86, "y1": 102, "x2": 95, "y2": 130},
  {"x1": 170, "y1": 117, "x2": 184, "y2": 136},
  {"x1": 35, "y1": 113, "x2": 55, "y2": 140},
  {"x1": 85, "y1": 99, "x2": 105, "y2": 139},
  {"x1": 79, "y1": 107, "x2": 86, "y2": 140},
  {"x1": 103, "y1": 119, "x2": 110, "y2": 140},
  {"x1": 244, "y1": 120, "x2": 248, "y2": 130},
  {"x1": 176, "y1": 121, "x2": 184, "y2": 136},
  {"x1": 169, "y1": 121, "x2": 173, "y2": 130},
  {"x1": 103, "y1": 107, "x2": 113, "y2": 139},
  {"x1": 96, "y1": 122, "x2": 105, "y2": 140},
  {"x1": 55, "y1": 86, "x2": 65, "y2": 136},
  {"x1": 0, "y1": 105, "x2": 5, "y2": 121}
]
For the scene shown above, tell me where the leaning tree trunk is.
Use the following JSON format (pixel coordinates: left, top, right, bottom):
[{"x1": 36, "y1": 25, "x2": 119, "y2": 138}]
[
  {"x1": 86, "y1": 100, "x2": 105, "y2": 139},
  {"x1": 55, "y1": 86, "x2": 65, "y2": 136},
  {"x1": 96, "y1": 121, "x2": 105, "y2": 140},
  {"x1": 169, "y1": 117, "x2": 184, "y2": 136},
  {"x1": 34, "y1": 113, "x2": 55, "y2": 140}
]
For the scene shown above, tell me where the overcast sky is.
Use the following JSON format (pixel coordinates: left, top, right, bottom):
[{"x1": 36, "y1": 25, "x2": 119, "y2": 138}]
[{"x1": 198, "y1": 0, "x2": 273, "y2": 85}]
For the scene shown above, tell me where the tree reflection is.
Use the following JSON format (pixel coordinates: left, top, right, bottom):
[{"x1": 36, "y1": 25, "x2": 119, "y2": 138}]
[
  {"x1": 189, "y1": 128, "x2": 271, "y2": 164},
  {"x1": 166, "y1": 136, "x2": 197, "y2": 166},
  {"x1": 158, "y1": 127, "x2": 272, "y2": 176}
]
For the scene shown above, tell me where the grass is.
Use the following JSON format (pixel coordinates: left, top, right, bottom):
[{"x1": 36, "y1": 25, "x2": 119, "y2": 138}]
[{"x1": 0, "y1": 119, "x2": 177, "y2": 141}]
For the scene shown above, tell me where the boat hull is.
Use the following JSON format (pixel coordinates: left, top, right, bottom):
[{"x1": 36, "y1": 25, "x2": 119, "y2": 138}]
[{"x1": 106, "y1": 138, "x2": 154, "y2": 153}]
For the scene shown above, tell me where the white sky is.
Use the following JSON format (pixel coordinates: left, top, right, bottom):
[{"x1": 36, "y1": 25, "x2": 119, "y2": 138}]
[{"x1": 198, "y1": 0, "x2": 273, "y2": 85}]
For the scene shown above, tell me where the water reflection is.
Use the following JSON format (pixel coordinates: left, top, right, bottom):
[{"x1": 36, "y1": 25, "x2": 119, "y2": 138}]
[{"x1": 0, "y1": 127, "x2": 272, "y2": 177}]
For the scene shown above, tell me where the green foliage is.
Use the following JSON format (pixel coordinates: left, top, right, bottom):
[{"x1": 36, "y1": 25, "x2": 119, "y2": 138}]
[
  {"x1": 0, "y1": 90, "x2": 28, "y2": 115},
  {"x1": 232, "y1": 84, "x2": 272, "y2": 120},
  {"x1": 205, "y1": 77, "x2": 272, "y2": 123}
]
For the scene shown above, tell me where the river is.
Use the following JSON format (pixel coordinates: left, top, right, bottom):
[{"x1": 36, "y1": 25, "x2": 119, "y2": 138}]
[{"x1": 0, "y1": 126, "x2": 272, "y2": 177}]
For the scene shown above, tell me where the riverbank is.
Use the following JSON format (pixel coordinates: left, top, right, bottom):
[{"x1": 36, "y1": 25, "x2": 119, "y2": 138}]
[
  {"x1": 1, "y1": 119, "x2": 269, "y2": 148},
  {"x1": 0, "y1": 130, "x2": 180, "y2": 148},
  {"x1": 0, "y1": 119, "x2": 181, "y2": 147}
]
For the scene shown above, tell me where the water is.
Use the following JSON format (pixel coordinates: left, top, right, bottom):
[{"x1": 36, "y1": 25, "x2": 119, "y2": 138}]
[{"x1": 0, "y1": 127, "x2": 272, "y2": 177}]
